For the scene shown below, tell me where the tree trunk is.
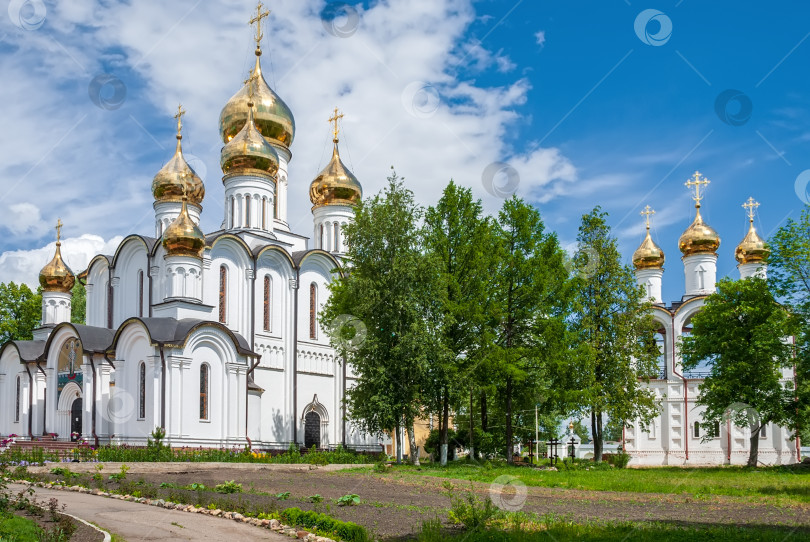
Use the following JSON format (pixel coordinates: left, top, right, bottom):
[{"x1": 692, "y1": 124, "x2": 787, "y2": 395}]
[
  {"x1": 407, "y1": 423, "x2": 420, "y2": 466},
  {"x1": 597, "y1": 412, "x2": 603, "y2": 462},
  {"x1": 591, "y1": 410, "x2": 602, "y2": 463},
  {"x1": 747, "y1": 425, "x2": 760, "y2": 467},
  {"x1": 506, "y1": 376, "x2": 514, "y2": 465},
  {"x1": 480, "y1": 390, "x2": 488, "y2": 432},
  {"x1": 395, "y1": 421, "x2": 402, "y2": 464},
  {"x1": 440, "y1": 385, "x2": 449, "y2": 466}
]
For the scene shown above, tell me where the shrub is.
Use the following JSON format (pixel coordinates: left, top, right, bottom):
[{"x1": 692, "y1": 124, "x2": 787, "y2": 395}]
[
  {"x1": 281, "y1": 507, "x2": 369, "y2": 542},
  {"x1": 335, "y1": 494, "x2": 360, "y2": 506},
  {"x1": 214, "y1": 481, "x2": 242, "y2": 494},
  {"x1": 605, "y1": 452, "x2": 631, "y2": 469},
  {"x1": 448, "y1": 491, "x2": 501, "y2": 532}
]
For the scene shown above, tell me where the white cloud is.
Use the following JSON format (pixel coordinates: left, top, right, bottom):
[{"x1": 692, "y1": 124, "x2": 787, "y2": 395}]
[
  {"x1": 535, "y1": 30, "x2": 546, "y2": 47},
  {"x1": 0, "y1": 235, "x2": 124, "y2": 289},
  {"x1": 0, "y1": 203, "x2": 45, "y2": 236}
]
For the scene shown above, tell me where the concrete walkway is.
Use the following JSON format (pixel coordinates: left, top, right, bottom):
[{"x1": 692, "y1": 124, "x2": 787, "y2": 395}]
[{"x1": 10, "y1": 483, "x2": 287, "y2": 541}]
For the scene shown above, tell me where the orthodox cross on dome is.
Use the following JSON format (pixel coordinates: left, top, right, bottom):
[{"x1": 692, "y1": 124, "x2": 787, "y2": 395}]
[
  {"x1": 174, "y1": 104, "x2": 186, "y2": 139},
  {"x1": 640, "y1": 205, "x2": 655, "y2": 230},
  {"x1": 250, "y1": 2, "x2": 270, "y2": 50},
  {"x1": 329, "y1": 107, "x2": 343, "y2": 142},
  {"x1": 685, "y1": 170, "x2": 710, "y2": 207},
  {"x1": 244, "y1": 71, "x2": 259, "y2": 103},
  {"x1": 55, "y1": 218, "x2": 63, "y2": 243},
  {"x1": 742, "y1": 196, "x2": 760, "y2": 222}
]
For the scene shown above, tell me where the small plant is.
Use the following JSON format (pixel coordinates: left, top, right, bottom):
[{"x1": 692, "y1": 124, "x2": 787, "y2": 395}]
[
  {"x1": 448, "y1": 491, "x2": 501, "y2": 532},
  {"x1": 214, "y1": 480, "x2": 242, "y2": 494},
  {"x1": 187, "y1": 483, "x2": 207, "y2": 491},
  {"x1": 308, "y1": 494, "x2": 323, "y2": 503},
  {"x1": 160, "y1": 482, "x2": 178, "y2": 489},
  {"x1": 207, "y1": 503, "x2": 217, "y2": 510},
  {"x1": 336, "y1": 494, "x2": 360, "y2": 506},
  {"x1": 275, "y1": 491, "x2": 291, "y2": 500},
  {"x1": 109, "y1": 464, "x2": 130, "y2": 483}
]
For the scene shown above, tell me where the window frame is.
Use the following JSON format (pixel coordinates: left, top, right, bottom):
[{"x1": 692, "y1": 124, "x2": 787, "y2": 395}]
[
  {"x1": 219, "y1": 265, "x2": 227, "y2": 324},
  {"x1": 138, "y1": 362, "x2": 146, "y2": 420},
  {"x1": 309, "y1": 282, "x2": 317, "y2": 340},
  {"x1": 199, "y1": 363, "x2": 210, "y2": 421}
]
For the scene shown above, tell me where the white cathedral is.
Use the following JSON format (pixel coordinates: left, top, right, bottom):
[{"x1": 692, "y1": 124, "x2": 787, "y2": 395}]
[
  {"x1": 0, "y1": 8, "x2": 377, "y2": 451},
  {"x1": 624, "y1": 172, "x2": 800, "y2": 465}
]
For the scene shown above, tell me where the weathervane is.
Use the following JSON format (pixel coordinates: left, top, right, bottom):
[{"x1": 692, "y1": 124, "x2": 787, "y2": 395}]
[
  {"x1": 685, "y1": 171, "x2": 710, "y2": 207},
  {"x1": 640, "y1": 205, "x2": 655, "y2": 230},
  {"x1": 742, "y1": 197, "x2": 760, "y2": 223},
  {"x1": 329, "y1": 107, "x2": 344, "y2": 142},
  {"x1": 250, "y1": 2, "x2": 270, "y2": 50}
]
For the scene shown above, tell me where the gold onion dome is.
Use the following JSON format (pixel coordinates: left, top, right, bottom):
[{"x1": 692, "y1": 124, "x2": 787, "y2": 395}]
[
  {"x1": 310, "y1": 108, "x2": 362, "y2": 208},
  {"x1": 219, "y1": 49, "x2": 295, "y2": 148},
  {"x1": 679, "y1": 171, "x2": 720, "y2": 256},
  {"x1": 735, "y1": 198, "x2": 769, "y2": 264},
  {"x1": 39, "y1": 220, "x2": 75, "y2": 293},
  {"x1": 152, "y1": 106, "x2": 205, "y2": 206},
  {"x1": 633, "y1": 207, "x2": 665, "y2": 269},
  {"x1": 162, "y1": 198, "x2": 206, "y2": 258},
  {"x1": 221, "y1": 93, "x2": 279, "y2": 178}
]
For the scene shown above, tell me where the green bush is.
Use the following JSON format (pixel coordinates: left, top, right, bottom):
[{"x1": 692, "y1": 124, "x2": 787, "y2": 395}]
[
  {"x1": 448, "y1": 491, "x2": 501, "y2": 531},
  {"x1": 0, "y1": 514, "x2": 43, "y2": 541},
  {"x1": 281, "y1": 507, "x2": 369, "y2": 542},
  {"x1": 214, "y1": 481, "x2": 242, "y2": 494},
  {"x1": 605, "y1": 452, "x2": 630, "y2": 469}
]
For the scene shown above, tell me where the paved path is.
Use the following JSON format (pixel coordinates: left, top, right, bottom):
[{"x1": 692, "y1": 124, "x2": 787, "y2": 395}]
[{"x1": 10, "y1": 483, "x2": 286, "y2": 541}]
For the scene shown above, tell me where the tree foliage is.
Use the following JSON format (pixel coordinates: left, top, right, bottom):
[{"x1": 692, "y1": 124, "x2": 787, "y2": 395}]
[
  {"x1": 680, "y1": 277, "x2": 796, "y2": 466},
  {"x1": 0, "y1": 282, "x2": 41, "y2": 343},
  {"x1": 71, "y1": 282, "x2": 86, "y2": 325}
]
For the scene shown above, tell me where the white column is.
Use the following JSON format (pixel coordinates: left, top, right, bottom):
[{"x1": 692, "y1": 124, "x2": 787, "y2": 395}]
[
  {"x1": 635, "y1": 268, "x2": 663, "y2": 303},
  {"x1": 739, "y1": 262, "x2": 767, "y2": 280},
  {"x1": 683, "y1": 253, "x2": 717, "y2": 296},
  {"x1": 41, "y1": 291, "x2": 72, "y2": 326}
]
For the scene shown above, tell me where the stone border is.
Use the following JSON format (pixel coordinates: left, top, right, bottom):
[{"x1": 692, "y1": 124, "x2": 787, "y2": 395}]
[
  {"x1": 60, "y1": 510, "x2": 112, "y2": 542},
  {"x1": 9, "y1": 480, "x2": 338, "y2": 542}
]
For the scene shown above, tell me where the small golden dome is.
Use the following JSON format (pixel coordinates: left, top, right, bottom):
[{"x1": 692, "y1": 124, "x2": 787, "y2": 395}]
[
  {"x1": 679, "y1": 207, "x2": 720, "y2": 256},
  {"x1": 162, "y1": 198, "x2": 206, "y2": 258},
  {"x1": 310, "y1": 141, "x2": 362, "y2": 208},
  {"x1": 735, "y1": 201, "x2": 769, "y2": 264},
  {"x1": 219, "y1": 49, "x2": 295, "y2": 148},
  {"x1": 221, "y1": 95, "x2": 279, "y2": 179},
  {"x1": 633, "y1": 229, "x2": 665, "y2": 270},
  {"x1": 39, "y1": 220, "x2": 75, "y2": 293},
  {"x1": 152, "y1": 107, "x2": 205, "y2": 206}
]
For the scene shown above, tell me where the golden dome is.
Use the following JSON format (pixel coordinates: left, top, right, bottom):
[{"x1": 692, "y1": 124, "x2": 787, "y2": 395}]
[
  {"x1": 679, "y1": 207, "x2": 720, "y2": 256},
  {"x1": 162, "y1": 198, "x2": 206, "y2": 258},
  {"x1": 310, "y1": 141, "x2": 362, "y2": 208},
  {"x1": 219, "y1": 49, "x2": 295, "y2": 148},
  {"x1": 633, "y1": 230, "x2": 665, "y2": 270},
  {"x1": 736, "y1": 198, "x2": 769, "y2": 264},
  {"x1": 221, "y1": 94, "x2": 279, "y2": 179},
  {"x1": 152, "y1": 107, "x2": 205, "y2": 206},
  {"x1": 39, "y1": 220, "x2": 75, "y2": 293}
]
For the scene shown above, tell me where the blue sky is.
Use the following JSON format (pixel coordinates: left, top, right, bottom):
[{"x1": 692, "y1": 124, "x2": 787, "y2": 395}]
[{"x1": 0, "y1": 0, "x2": 807, "y2": 304}]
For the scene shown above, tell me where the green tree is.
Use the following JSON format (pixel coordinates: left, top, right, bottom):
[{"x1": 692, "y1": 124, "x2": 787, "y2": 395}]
[
  {"x1": 486, "y1": 196, "x2": 571, "y2": 464},
  {"x1": 571, "y1": 419, "x2": 590, "y2": 443},
  {"x1": 71, "y1": 282, "x2": 86, "y2": 325},
  {"x1": 0, "y1": 282, "x2": 41, "y2": 343},
  {"x1": 558, "y1": 207, "x2": 660, "y2": 462},
  {"x1": 680, "y1": 277, "x2": 796, "y2": 467},
  {"x1": 423, "y1": 181, "x2": 495, "y2": 464},
  {"x1": 322, "y1": 170, "x2": 441, "y2": 464}
]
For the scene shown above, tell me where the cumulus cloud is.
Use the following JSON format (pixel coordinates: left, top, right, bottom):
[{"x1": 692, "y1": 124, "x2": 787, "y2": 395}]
[
  {"x1": 0, "y1": 203, "x2": 46, "y2": 236},
  {"x1": 535, "y1": 30, "x2": 546, "y2": 47}
]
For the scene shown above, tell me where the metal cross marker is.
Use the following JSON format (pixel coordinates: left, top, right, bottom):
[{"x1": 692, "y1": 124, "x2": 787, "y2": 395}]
[
  {"x1": 640, "y1": 205, "x2": 655, "y2": 229},
  {"x1": 55, "y1": 218, "x2": 63, "y2": 242},
  {"x1": 174, "y1": 104, "x2": 186, "y2": 137},
  {"x1": 742, "y1": 197, "x2": 760, "y2": 221},
  {"x1": 250, "y1": 2, "x2": 270, "y2": 49},
  {"x1": 329, "y1": 107, "x2": 343, "y2": 141},
  {"x1": 685, "y1": 170, "x2": 710, "y2": 206}
]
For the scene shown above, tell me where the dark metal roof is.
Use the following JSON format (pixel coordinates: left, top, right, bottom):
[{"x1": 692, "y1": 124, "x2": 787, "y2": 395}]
[
  {"x1": 112, "y1": 317, "x2": 257, "y2": 358},
  {"x1": 71, "y1": 324, "x2": 116, "y2": 353},
  {"x1": 0, "y1": 340, "x2": 47, "y2": 362}
]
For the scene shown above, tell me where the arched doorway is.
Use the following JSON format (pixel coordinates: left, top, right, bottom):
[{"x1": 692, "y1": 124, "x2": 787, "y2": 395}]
[
  {"x1": 70, "y1": 398, "x2": 82, "y2": 441},
  {"x1": 305, "y1": 412, "x2": 321, "y2": 449}
]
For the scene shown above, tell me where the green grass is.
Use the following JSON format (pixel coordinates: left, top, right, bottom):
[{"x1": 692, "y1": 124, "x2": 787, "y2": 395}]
[
  {"x1": 0, "y1": 514, "x2": 43, "y2": 542},
  {"x1": 376, "y1": 461, "x2": 810, "y2": 504}
]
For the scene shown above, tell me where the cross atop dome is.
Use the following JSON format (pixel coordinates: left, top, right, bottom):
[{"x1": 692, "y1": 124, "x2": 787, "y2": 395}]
[
  {"x1": 174, "y1": 104, "x2": 186, "y2": 140},
  {"x1": 250, "y1": 2, "x2": 270, "y2": 51},
  {"x1": 685, "y1": 171, "x2": 710, "y2": 208},
  {"x1": 743, "y1": 196, "x2": 760, "y2": 222},
  {"x1": 640, "y1": 205, "x2": 655, "y2": 230},
  {"x1": 329, "y1": 107, "x2": 344, "y2": 142},
  {"x1": 55, "y1": 218, "x2": 63, "y2": 243}
]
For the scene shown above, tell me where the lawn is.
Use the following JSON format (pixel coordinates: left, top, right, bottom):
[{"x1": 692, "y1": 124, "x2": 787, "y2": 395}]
[
  {"x1": 379, "y1": 461, "x2": 810, "y2": 504},
  {"x1": 0, "y1": 514, "x2": 43, "y2": 542}
]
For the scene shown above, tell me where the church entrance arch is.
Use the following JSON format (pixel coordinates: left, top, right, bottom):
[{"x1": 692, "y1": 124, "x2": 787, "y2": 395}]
[
  {"x1": 305, "y1": 412, "x2": 321, "y2": 448},
  {"x1": 70, "y1": 398, "x2": 82, "y2": 441}
]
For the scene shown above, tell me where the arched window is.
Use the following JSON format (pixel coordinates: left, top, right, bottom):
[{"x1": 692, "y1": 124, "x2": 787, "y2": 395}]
[
  {"x1": 199, "y1": 364, "x2": 209, "y2": 420},
  {"x1": 334, "y1": 223, "x2": 339, "y2": 252},
  {"x1": 138, "y1": 270, "x2": 144, "y2": 318},
  {"x1": 654, "y1": 329, "x2": 666, "y2": 379},
  {"x1": 219, "y1": 266, "x2": 227, "y2": 324},
  {"x1": 309, "y1": 283, "x2": 317, "y2": 340},
  {"x1": 138, "y1": 362, "x2": 146, "y2": 419},
  {"x1": 15, "y1": 376, "x2": 21, "y2": 422},
  {"x1": 263, "y1": 275, "x2": 272, "y2": 332},
  {"x1": 319, "y1": 224, "x2": 324, "y2": 250},
  {"x1": 693, "y1": 421, "x2": 700, "y2": 438},
  {"x1": 245, "y1": 195, "x2": 251, "y2": 228}
]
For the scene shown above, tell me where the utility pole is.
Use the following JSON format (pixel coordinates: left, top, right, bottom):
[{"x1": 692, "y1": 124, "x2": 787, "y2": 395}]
[{"x1": 535, "y1": 404, "x2": 539, "y2": 466}]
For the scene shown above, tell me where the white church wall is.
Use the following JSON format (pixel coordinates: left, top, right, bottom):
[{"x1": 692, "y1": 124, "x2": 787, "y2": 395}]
[
  {"x1": 111, "y1": 238, "x2": 149, "y2": 327},
  {"x1": 112, "y1": 322, "x2": 158, "y2": 443},
  {"x1": 85, "y1": 257, "x2": 110, "y2": 328},
  {"x1": 297, "y1": 374, "x2": 336, "y2": 447},
  {"x1": 254, "y1": 366, "x2": 288, "y2": 443},
  {"x1": 207, "y1": 237, "x2": 253, "y2": 340},
  {"x1": 0, "y1": 348, "x2": 24, "y2": 436}
]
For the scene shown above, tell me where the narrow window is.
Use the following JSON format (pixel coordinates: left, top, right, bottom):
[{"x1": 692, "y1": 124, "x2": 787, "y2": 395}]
[
  {"x1": 309, "y1": 283, "x2": 317, "y2": 340},
  {"x1": 263, "y1": 275, "x2": 271, "y2": 332},
  {"x1": 230, "y1": 197, "x2": 235, "y2": 229},
  {"x1": 138, "y1": 270, "x2": 144, "y2": 318},
  {"x1": 334, "y1": 223, "x2": 339, "y2": 252},
  {"x1": 262, "y1": 197, "x2": 267, "y2": 230},
  {"x1": 219, "y1": 266, "x2": 227, "y2": 324},
  {"x1": 713, "y1": 421, "x2": 720, "y2": 438},
  {"x1": 245, "y1": 195, "x2": 251, "y2": 227},
  {"x1": 760, "y1": 423, "x2": 767, "y2": 439},
  {"x1": 15, "y1": 376, "x2": 21, "y2": 422},
  {"x1": 138, "y1": 362, "x2": 146, "y2": 419},
  {"x1": 200, "y1": 364, "x2": 209, "y2": 420},
  {"x1": 694, "y1": 421, "x2": 700, "y2": 438},
  {"x1": 319, "y1": 224, "x2": 324, "y2": 250}
]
